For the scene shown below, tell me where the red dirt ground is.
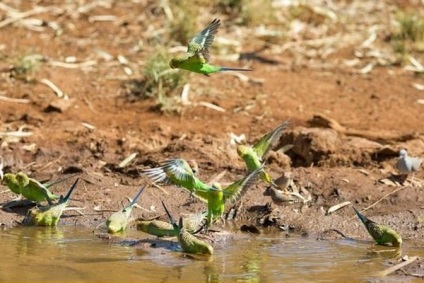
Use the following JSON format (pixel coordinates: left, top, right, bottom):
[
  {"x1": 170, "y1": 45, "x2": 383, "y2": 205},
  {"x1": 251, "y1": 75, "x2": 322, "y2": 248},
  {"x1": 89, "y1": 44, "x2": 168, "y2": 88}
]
[{"x1": 0, "y1": 0, "x2": 423, "y2": 278}]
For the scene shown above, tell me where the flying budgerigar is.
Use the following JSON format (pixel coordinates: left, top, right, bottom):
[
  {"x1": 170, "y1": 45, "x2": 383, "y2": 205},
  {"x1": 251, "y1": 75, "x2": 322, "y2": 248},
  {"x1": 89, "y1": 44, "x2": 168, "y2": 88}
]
[
  {"x1": 169, "y1": 18, "x2": 251, "y2": 76},
  {"x1": 195, "y1": 165, "x2": 263, "y2": 229},
  {"x1": 23, "y1": 178, "x2": 80, "y2": 226},
  {"x1": 237, "y1": 119, "x2": 290, "y2": 186},
  {"x1": 2, "y1": 172, "x2": 74, "y2": 204},
  {"x1": 106, "y1": 186, "x2": 146, "y2": 233},
  {"x1": 141, "y1": 158, "x2": 209, "y2": 202},
  {"x1": 353, "y1": 207, "x2": 402, "y2": 247},
  {"x1": 162, "y1": 201, "x2": 213, "y2": 255}
]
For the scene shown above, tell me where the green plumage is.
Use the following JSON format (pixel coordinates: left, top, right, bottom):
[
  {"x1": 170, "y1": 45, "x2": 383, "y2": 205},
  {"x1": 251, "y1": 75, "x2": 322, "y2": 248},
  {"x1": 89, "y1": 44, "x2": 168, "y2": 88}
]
[
  {"x1": 23, "y1": 178, "x2": 79, "y2": 226},
  {"x1": 162, "y1": 201, "x2": 213, "y2": 255},
  {"x1": 106, "y1": 186, "x2": 146, "y2": 233},
  {"x1": 137, "y1": 220, "x2": 176, "y2": 237},
  {"x1": 195, "y1": 165, "x2": 263, "y2": 228},
  {"x1": 137, "y1": 212, "x2": 206, "y2": 237},
  {"x1": 142, "y1": 158, "x2": 209, "y2": 202},
  {"x1": 2, "y1": 172, "x2": 74, "y2": 204},
  {"x1": 169, "y1": 18, "x2": 251, "y2": 75},
  {"x1": 237, "y1": 120, "x2": 290, "y2": 186},
  {"x1": 353, "y1": 207, "x2": 402, "y2": 247}
]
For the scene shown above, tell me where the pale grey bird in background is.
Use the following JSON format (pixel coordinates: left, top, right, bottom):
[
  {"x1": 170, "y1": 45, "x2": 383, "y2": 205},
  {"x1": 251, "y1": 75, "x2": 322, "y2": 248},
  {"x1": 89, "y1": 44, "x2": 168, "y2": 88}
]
[
  {"x1": 396, "y1": 149, "x2": 422, "y2": 175},
  {"x1": 395, "y1": 149, "x2": 422, "y2": 184}
]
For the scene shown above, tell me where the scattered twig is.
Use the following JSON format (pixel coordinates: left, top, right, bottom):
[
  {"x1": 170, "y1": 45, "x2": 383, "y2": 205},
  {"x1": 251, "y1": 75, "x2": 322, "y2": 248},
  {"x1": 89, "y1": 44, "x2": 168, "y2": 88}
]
[
  {"x1": 40, "y1": 78, "x2": 67, "y2": 98},
  {"x1": 150, "y1": 183, "x2": 169, "y2": 195},
  {"x1": 360, "y1": 186, "x2": 409, "y2": 214},
  {"x1": 327, "y1": 201, "x2": 351, "y2": 215},
  {"x1": 376, "y1": 256, "x2": 418, "y2": 277},
  {"x1": 81, "y1": 122, "x2": 96, "y2": 130},
  {"x1": 0, "y1": 126, "x2": 33, "y2": 138},
  {"x1": 0, "y1": 5, "x2": 51, "y2": 29},
  {"x1": 180, "y1": 83, "x2": 191, "y2": 105},
  {"x1": 197, "y1": 101, "x2": 226, "y2": 112},
  {"x1": 118, "y1": 153, "x2": 138, "y2": 168},
  {"x1": 48, "y1": 60, "x2": 97, "y2": 69},
  {"x1": 207, "y1": 170, "x2": 227, "y2": 186},
  {"x1": 0, "y1": 95, "x2": 30, "y2": 104}
]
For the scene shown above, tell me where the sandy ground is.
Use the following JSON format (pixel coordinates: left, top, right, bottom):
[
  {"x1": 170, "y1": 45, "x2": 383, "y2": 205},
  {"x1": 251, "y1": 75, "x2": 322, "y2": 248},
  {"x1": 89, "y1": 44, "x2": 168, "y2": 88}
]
[{"x1": 0, "y1": 0, "x2": 423, "y2": 279}]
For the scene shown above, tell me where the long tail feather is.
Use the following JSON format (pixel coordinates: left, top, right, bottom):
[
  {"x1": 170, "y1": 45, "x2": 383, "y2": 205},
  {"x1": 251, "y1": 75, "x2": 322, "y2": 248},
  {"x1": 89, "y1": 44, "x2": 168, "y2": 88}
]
[
  {"x1": 129, "y1": 185, "x2": 146, "y2": 207},
  {"x1": 62, "y1": 178, "x2": 79, "y2": 203},
  {"x1": 353, "y1": 207, "x2": 367, "y2": 225},
  {"x1": 219, "y1": 67, "x2": 252, "y2": 72}
]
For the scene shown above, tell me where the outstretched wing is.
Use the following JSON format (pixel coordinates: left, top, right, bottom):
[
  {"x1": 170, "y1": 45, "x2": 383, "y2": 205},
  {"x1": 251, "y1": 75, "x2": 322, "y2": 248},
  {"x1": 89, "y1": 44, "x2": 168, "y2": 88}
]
[
  {"x1": 142, "y1": 159, "x2": 195, "y2": 185},
  {"x1": 253, "y1": 119, "x2": 290, "y2": 160},
  {"x1": 223, "y1": 165, "x2": 262, "y2": 203},
  {"x1": 187, "y1": 18, "x2": 221, "y2": 62}
]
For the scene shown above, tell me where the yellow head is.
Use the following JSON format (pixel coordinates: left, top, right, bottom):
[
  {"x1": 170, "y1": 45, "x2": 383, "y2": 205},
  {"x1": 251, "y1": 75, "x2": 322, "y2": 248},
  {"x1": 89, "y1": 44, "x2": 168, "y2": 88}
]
[
  {"x1": 212, "y1": 183, "x2": 222, "y2": 191},
  {"x1": 187, "y1": 159, "x2": 199, "y2": 176},
  {"x1": 237, "y1": 145, "x2": 248, "y2": 157},
  {"x1": 15, "y1": 172, "x2": 30, "y2": 187},
  {"x1": 2, "y1": 173, "x2": 16, "y2": 186}
]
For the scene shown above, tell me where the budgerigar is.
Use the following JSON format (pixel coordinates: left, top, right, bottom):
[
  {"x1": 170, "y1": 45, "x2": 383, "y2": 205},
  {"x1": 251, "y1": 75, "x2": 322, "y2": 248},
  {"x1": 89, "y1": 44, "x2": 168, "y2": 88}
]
[
  {"x1": 106, "y1": 186, "x2": 146, "y2": 233},
  {"x1": 162, "y1": 201, "x2": 213, "y2": 255},
  {"x1": 195, "y1": 165, "x2": 263, "y2": 228},
  {"x1": 137, "y1": 212, "x2": 207, "y2": 237},
  {"x1": 137, "y1": 220, "x2": 176, "y2": 237},
  {"x1": 23, "y1": 178, "x2": 79, "y2": 226},
  {"x1": 353, "y1": 207, "x2": 402, "y2": 247},
  {"x1": 2, "y1": 172, "x2": 74, "y2": 204},
  {"x1": 141, "y1": 158, "x2": 209, "y2": 202},
  {"x1": 169, "y1": 18, "x2": 251, "y2": 76},
  {"x1": 237, "y1": 119, "x2": 290, "y2": 186}
]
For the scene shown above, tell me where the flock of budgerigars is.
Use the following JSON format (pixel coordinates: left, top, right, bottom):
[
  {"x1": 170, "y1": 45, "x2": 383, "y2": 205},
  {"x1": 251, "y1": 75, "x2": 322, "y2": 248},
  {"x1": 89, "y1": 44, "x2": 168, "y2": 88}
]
[{"x1": 1, "y1": 19, "x2": 422, "y2": 256}]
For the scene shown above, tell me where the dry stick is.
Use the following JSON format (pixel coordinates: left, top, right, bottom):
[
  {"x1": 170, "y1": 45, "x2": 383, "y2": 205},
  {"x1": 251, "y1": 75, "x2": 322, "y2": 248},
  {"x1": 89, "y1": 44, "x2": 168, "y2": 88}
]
[
  {"x1": 376, "y1": 256, "x2": 418, "y2": 277},
  {"x1": 35, "y1": 154, "x2": 64, "y2": 171},
  {"x1": 0, "y1": 6, "x2": 51, "y2": 28},
  {"x1": 361, "y1": 186, "x2": 408, "y2": 214},
  {"x1": 40, "y1": 79, "x2": 65, "y2": 98},
  {"x1": 0, "y1": 95, "x2": 30, "y2": 103},
  {"x1": 349, "y1": 185, "x2": 409, "y2": 220},
  {"x1": 48, "y1": 60, "x2": 97, "y2": 69}
]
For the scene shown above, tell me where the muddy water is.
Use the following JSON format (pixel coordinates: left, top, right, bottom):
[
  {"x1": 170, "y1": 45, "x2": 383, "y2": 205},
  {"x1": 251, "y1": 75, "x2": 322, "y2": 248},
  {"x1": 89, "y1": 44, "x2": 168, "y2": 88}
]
[{"x1": 0, "y1": 226, "x2": 422, "y2": 283}]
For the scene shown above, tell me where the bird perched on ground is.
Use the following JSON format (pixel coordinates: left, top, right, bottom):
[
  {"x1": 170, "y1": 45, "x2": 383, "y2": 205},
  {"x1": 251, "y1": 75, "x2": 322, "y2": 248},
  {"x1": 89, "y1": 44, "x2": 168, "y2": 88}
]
[
  {"x1": 137, "y1": 211, "x2": 207, "y2": 237},
  {"x1": 23, "y1": 178, "x2": 79, "y2": 226},
  {"x1": 2, "y1": 172, "x2": 74, "y2": 204},
  {"x1": 162, "y1": 201, "x2": 213, "y2": 255},
  {"x1": 169, "y1": 18, "x2": 251, "y2": 76},
  {"x1": 195, "y1": 165, "x2": 263, "y2": 229},
  {"x1": 106, "y1": 186, "x2": 146, "y2": 233},
  {"x1": 237, "y1": 119, "x2": 290, "y2": 186},
  {"x1": 141, "y1": 158, "x2": 209, "y2": 202},
  {"x1": 353, "y1": 207, "x2": 402, "y2": 247},
  {"x1": 396, "y1": 149, "x2": 422, "y2": 176}
]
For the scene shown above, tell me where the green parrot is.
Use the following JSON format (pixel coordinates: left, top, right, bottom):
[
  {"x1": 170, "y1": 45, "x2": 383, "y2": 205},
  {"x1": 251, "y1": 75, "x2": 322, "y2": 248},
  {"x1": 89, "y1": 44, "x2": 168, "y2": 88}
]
[
  {"x1": 141, "y1": 158, "x2": 209, "y2": 202},
  {"x1": 169, "y1": 18, "x2": 251, "y2": 76},
  {"x1": 106, "y1": 186, "x2": 146, "y2": 233},
  {"x1": 137, "y1": 220, "x2": 176, "y2": 237},
  {"x1": 353, "y1": 207, "x2": 402, "y2": 247},
  {"x1": 162, "y1": 201, "x2": 213, "y2": 255},
  {"x1": 23, "y1": 178, "x2": 79, "y2": 226},
  {"x1": 137, "y1": 211, "x2": 207, "y2": 237},
  {"x1": 2, "y1": 172, "x2": 74, "y2": 204},
  {"x1": 237, "y1": 119, "x2": 290, "y2": 186},
  {"x1": 195, "y1": 165, "x2": 263, "y2": 228}
]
